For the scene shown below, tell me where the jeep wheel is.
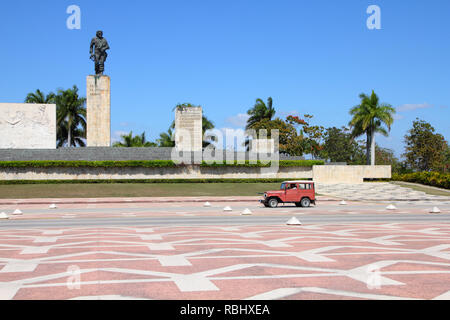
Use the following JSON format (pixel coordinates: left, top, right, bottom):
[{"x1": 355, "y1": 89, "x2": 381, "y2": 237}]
[
  {"x1": 268, "y1": 198, "x2": 279, "y2": 208},
  {"x1": 301, "y1": 198, "x2": 311, "y2": 208}
]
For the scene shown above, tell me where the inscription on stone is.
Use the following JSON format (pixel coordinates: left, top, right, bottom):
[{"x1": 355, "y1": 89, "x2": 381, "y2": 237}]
[{"x1": 175, "y1": 106, "x2": 203, "y2": 152}]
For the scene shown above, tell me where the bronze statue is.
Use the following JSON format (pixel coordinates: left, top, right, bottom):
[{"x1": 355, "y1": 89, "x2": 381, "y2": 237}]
[{"x1": 90, "y1": 31, "x2": 110, "y2": 75}]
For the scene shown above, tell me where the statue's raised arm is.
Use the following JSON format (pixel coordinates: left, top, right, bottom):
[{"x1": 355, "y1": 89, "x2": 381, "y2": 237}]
[{"x1": 90, "y1": 31, "x2": 110, "y2": 75}]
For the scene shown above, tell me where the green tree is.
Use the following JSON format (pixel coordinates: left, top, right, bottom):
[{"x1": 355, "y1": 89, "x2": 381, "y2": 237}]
[
  {"x1": 113, "y1": 131, "x2": 156, "y2": 147},
  {"x1": 349, "y1": 91, "x2": 395, "y2": 165},
  {"x1": 374, "y1": 145, "x2": 407, "y2": 174},
  {"x1": 287, "y1": 115, "x2": 325, "y2": 159},
  {"x1": 57, "y1": 120, "x2": 86, "y2": 148},
  {"x1": 246, "y1": 97, "x2": 276, "y2": 130},
  {"x1": 55, "y1": 86, "x2": 86, "y2": 147},
  {"x1": 403, "y1": 119, "x2": 447, "y2": 172},
  {"x1": 444, "y1": 145, "x2": 450, "y2": 173},
  {"x1": 320, "y1": 127, "x2": 365, "y2": 164},
  {"x1": 157, "y1": 128, "x2": 176, "y2": 147},
  {"x1": 25, "y1": 89, "x2": 55, "y2": 104},
  {"x1": 248, "y1": 118, "x2": 303, "y2": 156}
]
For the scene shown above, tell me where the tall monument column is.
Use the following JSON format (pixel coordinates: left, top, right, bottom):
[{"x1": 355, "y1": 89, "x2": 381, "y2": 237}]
[{"x1": 87, "y1": 75, "x2": 111, "y2": 147}]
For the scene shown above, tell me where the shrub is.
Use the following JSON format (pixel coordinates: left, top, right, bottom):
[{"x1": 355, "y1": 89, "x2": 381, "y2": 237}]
[
  {"x1": 392, "y1": 172, "x2": 450, "y2": 190},
  {"x1": 0, "y1": 160, "x2": 324, "y2": 168},
  {"x1": 0, "y1": 161, "x2": 177, "y2": 168},
  {"x1": 0, "y1": 178, "x2": 311, "y2": 185},
  {"x1": 201, "y1": 160, "x2": 324, "y2": 167}
]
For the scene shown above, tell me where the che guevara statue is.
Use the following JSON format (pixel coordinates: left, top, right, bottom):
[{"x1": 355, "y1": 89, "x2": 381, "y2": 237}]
[{"x1": 90, "y1": 31, "x2": 110, "y2": 75}]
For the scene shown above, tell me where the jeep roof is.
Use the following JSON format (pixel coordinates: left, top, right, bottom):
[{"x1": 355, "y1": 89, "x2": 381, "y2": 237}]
[{"x1": 283, "y1": 181, "x2": 314, "y2": 184}]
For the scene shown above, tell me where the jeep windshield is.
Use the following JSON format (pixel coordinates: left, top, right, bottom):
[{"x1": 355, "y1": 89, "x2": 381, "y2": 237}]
[{"x1": 280, "y1": 183, "x2": 287, "y2": 190}]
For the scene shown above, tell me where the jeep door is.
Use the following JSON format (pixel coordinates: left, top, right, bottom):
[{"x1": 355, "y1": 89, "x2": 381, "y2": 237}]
[{"x1": 285, "y1": 183, "x2": 299, "y2": 202}]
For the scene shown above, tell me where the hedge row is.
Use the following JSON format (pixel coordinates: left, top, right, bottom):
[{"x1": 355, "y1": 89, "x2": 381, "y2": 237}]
[
  {"x1": 0, "y1": 160, "x2": 324, "y2": 168},
  {"x1": 0, "y1": 160, "x2": 177, "y2": 168},
  {"x1": 0, "y1": 178, "x2": 311, "y2": 185},
  {"x1": 201, "y1": 160, "x2": 324, "y2": 167},
  {"x1": 278, "y1": 160, "x2": 325, "y2": 167},
  {"x1": 392, "y1": 172, "x2": 450, "y2": 190}
]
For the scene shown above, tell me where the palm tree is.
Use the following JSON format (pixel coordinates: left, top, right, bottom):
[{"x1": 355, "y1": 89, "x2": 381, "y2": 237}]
[
  {"x1": 25, "y1": 89, "x2": 55, "y2": 104},
  {"x1": 57, "y1": 120, "x2": 86, "y2": 148},
  {"x1": 246, "y1": 97, "x2": 276, "y2": 129},
  {"x1": 349, "y1": 91, "x2": 395, "y2": 165},
  {"x1": 113, "y1": 131, "x2": 156, "y2": 147},
  {"x1": 157, "y1": 128, "x2": 175, "y2": 147},
  {"x1": 55, "y1": 86, "x2": 87, "y2": 147}
]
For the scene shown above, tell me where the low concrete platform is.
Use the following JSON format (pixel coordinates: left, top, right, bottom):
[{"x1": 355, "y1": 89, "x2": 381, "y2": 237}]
[{"x1": 316, "y1": 183, "x2": 450, "y2": 204}]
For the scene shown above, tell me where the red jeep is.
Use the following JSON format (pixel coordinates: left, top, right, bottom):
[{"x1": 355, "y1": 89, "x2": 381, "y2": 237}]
[{"x1": 260, "y1": 181, "x2": 316, "y2": 208}]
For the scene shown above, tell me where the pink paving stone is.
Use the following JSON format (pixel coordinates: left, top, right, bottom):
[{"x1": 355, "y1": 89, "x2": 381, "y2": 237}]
[
  {"x1": 381, "y1": 262, "x2": 450, "y2": 273},
  {"x1": 1, "y1": 222, "x2": 449, "y2": 300}
]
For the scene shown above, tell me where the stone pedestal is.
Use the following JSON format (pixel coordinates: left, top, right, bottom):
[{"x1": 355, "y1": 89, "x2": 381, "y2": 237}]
[
  {"x1": 87, "y1": 75, "x2": 111, "y2": 147},
  {"x1": 175, "y1": 106, "x2": 203, "y2": 152}
]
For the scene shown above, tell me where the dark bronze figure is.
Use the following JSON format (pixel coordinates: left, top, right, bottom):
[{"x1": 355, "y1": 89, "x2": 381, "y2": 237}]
[{"x1": 90, "y1": 31, "x2": 110, "y2": 75}]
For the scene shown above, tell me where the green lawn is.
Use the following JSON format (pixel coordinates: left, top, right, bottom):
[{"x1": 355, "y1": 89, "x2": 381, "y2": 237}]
[
  {"x1": 391, "y1": 181, "x2": 450, "y2": 197},
  {"x1": 0, "y1": 183, "x2": 283, "y2": 199}
]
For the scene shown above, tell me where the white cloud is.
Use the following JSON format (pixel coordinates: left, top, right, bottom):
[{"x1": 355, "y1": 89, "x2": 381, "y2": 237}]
[
  {"x1": 278, "y1": 110, "x2": 300, "y2": 117},
  {"x1": 111, "y1": 130, "x2": 129, "y2": 143},
  {"x1": 225, "y1": 113, "x2": 250, "y2": 128},
  {"x1": 397, "y1": 103, "x2": 433, "y2": 112},
  {"x1": 393, "y1": 114, "x2": 405, "y2": 120}
]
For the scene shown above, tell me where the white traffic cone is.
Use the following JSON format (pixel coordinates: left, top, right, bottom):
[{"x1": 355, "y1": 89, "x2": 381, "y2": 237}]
[
  {"x1": 0, "y1": 212, "x2": 10, "y2": 220},
  {"x1": 223, "y1": 206, "x2": 233, "y2": 212},
  {"x1": 241, "y1": 208, "x2": 252, "y2": 216},
  {"x1": 49, "y1": 204, "x2": 58, "y2": 209},
  {"x1": 340, "y1": 200, "x2": 347, "y2": 206},
  {"x1": 204, "y1": 202, "x2": 212, "y2": 207},
  {"x1": 430, "y1": 207, "x2": 441, "y2": 214},
  {"x1": 386, "y1": 204, "x2": 397, "y2": 211},
  {"x1": 13, "y1": 209, "x2": 23, "y2": 215},
  {"x1": 286, "y1": 217, "x2": 302, "y2": 226}
]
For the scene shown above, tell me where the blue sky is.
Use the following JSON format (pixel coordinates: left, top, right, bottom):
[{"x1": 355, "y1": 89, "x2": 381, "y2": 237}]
[{"x1": 0, "y1": 0, "x2": 449, "y2": 156}]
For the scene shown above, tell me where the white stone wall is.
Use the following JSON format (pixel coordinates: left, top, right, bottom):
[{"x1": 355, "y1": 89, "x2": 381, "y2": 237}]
[
  {"x1": 0, "y1": 165, "x2": 392, "y2": 182},
  {"x1": 0, "y1": 103, "x2": 56, "y2": 149}
]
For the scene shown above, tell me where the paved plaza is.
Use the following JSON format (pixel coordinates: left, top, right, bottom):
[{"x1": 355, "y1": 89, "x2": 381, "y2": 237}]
[{"x1": 0, "y1": 191, "x2": 449, "y2": 300}]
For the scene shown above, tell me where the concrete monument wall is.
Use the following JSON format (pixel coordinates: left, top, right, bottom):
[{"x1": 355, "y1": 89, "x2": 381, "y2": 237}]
[
  {"x1": 0, "y1": 165, "x2": 313, "y2": 181},
  {"x1": 312, "y1": 165, "x2": 392, "y2": 184},
  {"x1": 0, "y1": 103, "x2": 56, "y2": 149},
  {"x1": 87, "y1": 75, "x2": 111, "y2": 147},
  {"x1": 0, "y1": 164, "x2": 391, "y2": 182},
  {"x1": 175, "y1": 106, "x2": 203, "y2": 152}
]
